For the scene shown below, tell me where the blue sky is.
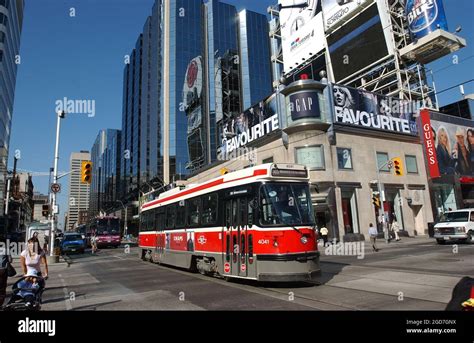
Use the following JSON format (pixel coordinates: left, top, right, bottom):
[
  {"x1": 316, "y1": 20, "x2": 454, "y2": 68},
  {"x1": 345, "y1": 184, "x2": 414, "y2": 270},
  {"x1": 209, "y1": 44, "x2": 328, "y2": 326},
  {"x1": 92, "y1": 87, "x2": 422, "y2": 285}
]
[{"x1": 8, "y1": 0, "x2": 474, "y2": 229}]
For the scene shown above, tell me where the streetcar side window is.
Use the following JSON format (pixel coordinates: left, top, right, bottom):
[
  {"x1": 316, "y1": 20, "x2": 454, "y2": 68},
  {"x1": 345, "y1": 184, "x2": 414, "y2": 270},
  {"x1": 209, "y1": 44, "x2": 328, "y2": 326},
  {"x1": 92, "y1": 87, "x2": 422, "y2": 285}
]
[
  {"x1": 154, "y1": 209, "x2": 160, "y2": 230},
  {"x1": 166, "y1": 204, "x2": 176, "y2": 230},
  {"x1": 202, "y1": 193, "x2": 218, "y2": 226},
  {"x1": 248, "y1": 199, "x2": 254, "y2": 227},
  {"x1": 225, "y1": 201, "x2": 232, "y2": 227},
  {"x1": 157, "y1": 208, "x2": 165, "y2": 230},
  {"x1": 232, "y1": 200, "x2": 238, "y2": 227},
  {"x1": 187, "y1": 197, "x2": 201, "y2": 227},
  {"x1": 139, "y1": 213, "x2": 144, "y2": 232},
  {"x1": 239, "y1": 198, "x2": 247, "y2": 227},
  {"x1": 176, "y1": 201, "x2": 186, "y2": 228}
]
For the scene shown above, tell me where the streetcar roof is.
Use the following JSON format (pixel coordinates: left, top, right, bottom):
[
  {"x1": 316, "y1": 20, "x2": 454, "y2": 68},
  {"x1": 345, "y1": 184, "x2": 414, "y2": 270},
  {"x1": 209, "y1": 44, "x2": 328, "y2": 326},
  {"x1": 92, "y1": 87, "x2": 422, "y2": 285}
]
[{"x1": 141, "y1": 163, "x2": 309, "y2": 211}]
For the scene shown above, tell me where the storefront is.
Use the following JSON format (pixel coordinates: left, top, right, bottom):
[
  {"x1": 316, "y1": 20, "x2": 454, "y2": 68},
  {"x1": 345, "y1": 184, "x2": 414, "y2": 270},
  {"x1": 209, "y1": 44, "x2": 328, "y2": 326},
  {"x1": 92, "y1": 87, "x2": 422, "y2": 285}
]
[
  {"x1": 420, "y1": 110, "x2": 474, "y2": 221},
  {"x1": 186, "y1": 80, "x2": 434, "y2": 242}
]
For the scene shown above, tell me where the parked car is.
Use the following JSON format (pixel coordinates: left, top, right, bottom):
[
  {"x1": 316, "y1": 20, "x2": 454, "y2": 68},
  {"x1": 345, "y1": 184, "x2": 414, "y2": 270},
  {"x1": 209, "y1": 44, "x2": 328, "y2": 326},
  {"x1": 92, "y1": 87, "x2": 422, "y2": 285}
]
[
  {"x1": 60, "y1": 232, "x2": 86, "y2": 254},
  {"x1": 434, "y1": 209, "x2": 474, "y2": 244}
]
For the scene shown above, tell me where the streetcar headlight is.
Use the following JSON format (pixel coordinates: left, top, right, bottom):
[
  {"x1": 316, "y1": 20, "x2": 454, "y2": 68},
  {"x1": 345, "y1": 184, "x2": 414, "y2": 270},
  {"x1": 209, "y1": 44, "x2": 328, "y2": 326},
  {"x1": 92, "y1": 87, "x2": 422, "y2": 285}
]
[{"x1": 300, "y1": 236, "x2": 308, "y2": 244}]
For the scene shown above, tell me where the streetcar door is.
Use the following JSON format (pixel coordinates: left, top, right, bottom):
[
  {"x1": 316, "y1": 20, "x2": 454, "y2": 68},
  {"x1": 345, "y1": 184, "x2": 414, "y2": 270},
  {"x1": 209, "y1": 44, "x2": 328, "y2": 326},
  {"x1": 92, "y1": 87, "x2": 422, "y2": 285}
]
[
  {"x1": 223, "y1": 200, "x2": 233, "y2": 276},
  {"x1": 224, "y1": 196, "x2": 251, "y2": 278},
  {"x1": 238, "y1": 197, "x2": 248, "y2": 278}
]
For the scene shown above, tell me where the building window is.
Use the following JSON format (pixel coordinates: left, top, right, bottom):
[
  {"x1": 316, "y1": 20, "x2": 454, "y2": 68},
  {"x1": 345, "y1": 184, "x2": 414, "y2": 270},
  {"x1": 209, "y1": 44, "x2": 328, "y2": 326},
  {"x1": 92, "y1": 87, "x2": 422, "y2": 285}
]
[
  {"x1": 295, "y1": 145, "x2": 325, "y2": 170},
  {"x1": 405, "y1": 155, "x2": 418, "y2": 174},
  {"x1": 341, "y1": 189, "x2": 359, "y2": 234},
  {"x1": 337, "y1": 148, "x2": 353, "y2": 170},
  {"x1": 376, "y1": 152, "x2": 390, "y2": 172},
  {"x1": 262, "y1": 156, "x2": 273, "y2": 164}
]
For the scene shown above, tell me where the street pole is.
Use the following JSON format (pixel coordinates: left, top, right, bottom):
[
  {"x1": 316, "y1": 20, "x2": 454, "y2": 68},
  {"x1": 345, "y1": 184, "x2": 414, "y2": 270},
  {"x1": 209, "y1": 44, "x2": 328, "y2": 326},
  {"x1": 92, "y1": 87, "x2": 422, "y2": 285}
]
[
  {"x1": 375, "y1": 154, "x2": 392, "y2": 244},
  {"x1": 124, "y1": 206, "x2": 128, "y2": 238},
  {"x1": 5, "y1": 178, "x2": 10, "y2": 215},
  {"x1": 50, "y1": 111, "x2": 65, "y2": 260}
]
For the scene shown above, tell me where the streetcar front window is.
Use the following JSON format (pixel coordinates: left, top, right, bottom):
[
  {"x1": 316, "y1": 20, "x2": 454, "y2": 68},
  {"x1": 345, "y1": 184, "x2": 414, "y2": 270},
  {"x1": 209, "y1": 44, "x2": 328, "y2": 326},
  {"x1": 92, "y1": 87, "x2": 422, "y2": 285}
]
[
  {"x1": 97, "y1": 218, "x2": 120, "y2": 235},
  {"x1": 260, "y1": 183, "x2": 314, "y2": 226}
]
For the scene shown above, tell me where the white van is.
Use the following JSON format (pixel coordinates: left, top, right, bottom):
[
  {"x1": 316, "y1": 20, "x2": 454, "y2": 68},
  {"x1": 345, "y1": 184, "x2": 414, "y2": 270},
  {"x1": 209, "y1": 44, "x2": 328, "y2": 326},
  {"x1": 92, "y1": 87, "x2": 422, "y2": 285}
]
[{"x1": 434, "y1": 209, "x2": 474, "y2": 244}]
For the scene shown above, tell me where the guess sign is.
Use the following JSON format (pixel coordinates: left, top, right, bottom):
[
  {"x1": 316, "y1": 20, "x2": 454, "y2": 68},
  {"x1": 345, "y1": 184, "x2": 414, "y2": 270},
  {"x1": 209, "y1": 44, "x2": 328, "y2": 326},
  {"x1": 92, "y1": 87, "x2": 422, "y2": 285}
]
[{"x1": 420, "y1": 109, "x2": 440, "y2": 179}]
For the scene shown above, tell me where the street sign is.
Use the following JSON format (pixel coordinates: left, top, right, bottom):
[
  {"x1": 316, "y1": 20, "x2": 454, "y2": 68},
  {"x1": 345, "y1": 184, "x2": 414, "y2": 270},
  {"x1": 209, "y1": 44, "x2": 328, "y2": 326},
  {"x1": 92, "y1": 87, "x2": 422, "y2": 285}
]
[
  {"x1": 53, "y1": 205, "x2": 59, "y2": 214},
  {"x1": 50, "y1": 183, "x2": 61, "y2": 193}
]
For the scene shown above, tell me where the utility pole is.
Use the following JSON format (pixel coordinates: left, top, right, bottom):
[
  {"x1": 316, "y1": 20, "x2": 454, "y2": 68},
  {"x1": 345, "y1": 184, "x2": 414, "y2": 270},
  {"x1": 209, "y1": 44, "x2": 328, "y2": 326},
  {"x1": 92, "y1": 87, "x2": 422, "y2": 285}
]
[
  {"x1": 50, "y1": 111, "x2": 65, "y2": 262},
  {"x1": 375, "y1": 154, "x2": 395, "y2": 244}
]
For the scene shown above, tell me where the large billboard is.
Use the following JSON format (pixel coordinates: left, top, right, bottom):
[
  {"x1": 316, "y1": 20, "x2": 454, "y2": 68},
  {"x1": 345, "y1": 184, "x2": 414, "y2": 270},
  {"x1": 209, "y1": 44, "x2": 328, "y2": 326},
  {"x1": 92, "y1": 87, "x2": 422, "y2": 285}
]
[
  {"x1": 183, "y1": 56, "x2": 206, "y2": 169},
  {"x1": 405, "y1": 0, "x2": 448, "y2": 39},
  {"x1": 332, "y1": 83, "x2": 419, "y2": 135},
  {"x1": 279, "y1": 0, "x2": 325, "y2": 74},
  {"x1": 420, "y1": 110, "x2": 474, "y2": 178},
  {"x1": 327, "y1": 3, "x2": 389, "y2": 82},
  {"x1": 322, "y1": 0, "x2": 372, "y2": 32},
  {"x1": 219, "y1": 95, "x2": 279, "y2": 158}
]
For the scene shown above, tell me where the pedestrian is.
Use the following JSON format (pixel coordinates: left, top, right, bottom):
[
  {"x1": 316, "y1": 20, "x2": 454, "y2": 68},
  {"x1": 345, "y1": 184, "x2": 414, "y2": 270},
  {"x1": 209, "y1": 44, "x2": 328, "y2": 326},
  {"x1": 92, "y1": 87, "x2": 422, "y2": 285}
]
[
  {"x1": 368, "y1": 223, "x2": 379, "y2": 252},
  {"x1": 91, "y1": 230, "x2": 98, "y2": 254},
  {"x1": 0, "y1": 236, "x2": 13, "y2": 306},
  {"x1": 20, "y1": 238, "x2": 48, "y2": 279},
  {"x1": 391, "y1": 219, "x2": 401, "y2": 241},
  {"x1": 320, "y1": 226, "x2": 329, "y2": 247}
]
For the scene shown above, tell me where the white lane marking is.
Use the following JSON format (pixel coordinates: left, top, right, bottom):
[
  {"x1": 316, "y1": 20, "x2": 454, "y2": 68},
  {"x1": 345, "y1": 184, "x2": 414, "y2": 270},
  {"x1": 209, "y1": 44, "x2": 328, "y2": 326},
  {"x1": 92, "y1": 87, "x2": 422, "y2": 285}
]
[{"x1": 58, "y1": 273, "x2": 72, "y2": 311}]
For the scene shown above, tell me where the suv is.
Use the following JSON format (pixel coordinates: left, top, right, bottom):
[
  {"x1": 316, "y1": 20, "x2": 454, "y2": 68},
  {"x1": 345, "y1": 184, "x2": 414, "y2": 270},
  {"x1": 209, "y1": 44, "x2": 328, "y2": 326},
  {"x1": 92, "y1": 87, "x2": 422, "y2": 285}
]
[
  {"x1": 60, "y1": 232, "x2": 86, "y2": 254},
  {"x1": 434, "y1": 209, "x2": 474, "y2": 244}
]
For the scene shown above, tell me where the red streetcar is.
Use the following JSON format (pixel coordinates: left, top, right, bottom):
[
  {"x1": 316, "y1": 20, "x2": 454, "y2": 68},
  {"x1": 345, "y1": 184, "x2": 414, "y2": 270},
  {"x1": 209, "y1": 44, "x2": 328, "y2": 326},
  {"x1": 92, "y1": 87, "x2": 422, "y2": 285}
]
[{"x1": 138, "y1": 163, "x2": 320, "y2": 282}]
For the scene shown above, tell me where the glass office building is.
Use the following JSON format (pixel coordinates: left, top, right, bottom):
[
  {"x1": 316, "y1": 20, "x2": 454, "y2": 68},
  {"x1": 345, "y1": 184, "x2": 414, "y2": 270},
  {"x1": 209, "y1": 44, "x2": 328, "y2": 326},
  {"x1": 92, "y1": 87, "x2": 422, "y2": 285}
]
[
  {"x1": 165, "y1": 0, "x2": 203, "y2": 179},
  {"x1": 90, "y1": 129, "x2": 121, "y2": 218},
  {"x1": 0, "y1": 0, "x2": 24, "y2": 217},
  {"x1": 239, "y1": 9, "x2": 272, "y2": 110},
  {"x1": 120, "y1": 0, "x2": 272, "y2": 201},
  {"x1": 120, "y1": 36, "x2": 143, "y2": 200}
]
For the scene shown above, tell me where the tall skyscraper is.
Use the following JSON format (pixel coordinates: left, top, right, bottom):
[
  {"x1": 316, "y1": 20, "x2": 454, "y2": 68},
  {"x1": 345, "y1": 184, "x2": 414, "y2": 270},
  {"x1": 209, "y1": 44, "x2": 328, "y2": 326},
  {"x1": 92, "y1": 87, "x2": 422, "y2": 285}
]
[
  {"x1": 238, "y1": 9, "x2": 273, "y2": 109},
  {"x1": 90, "y1": 129, "x2": 121, "y2": 218},
  {"x1": 67, "y1": 151, "x2": 91, "y2": 231},
  {"x1": 120, "y1": 0, "x2": 272, "y2": 202},
  {"x1": 0, "y1": 0, "x2": 25, "y2": 216}
]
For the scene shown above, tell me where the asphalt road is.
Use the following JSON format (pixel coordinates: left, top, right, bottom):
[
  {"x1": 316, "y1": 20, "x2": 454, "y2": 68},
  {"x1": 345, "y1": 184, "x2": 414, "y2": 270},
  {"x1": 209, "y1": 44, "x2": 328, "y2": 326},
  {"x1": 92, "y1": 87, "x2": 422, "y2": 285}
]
[{"x1": 6, "y1": 237, "x2": 473, "y2": 311}]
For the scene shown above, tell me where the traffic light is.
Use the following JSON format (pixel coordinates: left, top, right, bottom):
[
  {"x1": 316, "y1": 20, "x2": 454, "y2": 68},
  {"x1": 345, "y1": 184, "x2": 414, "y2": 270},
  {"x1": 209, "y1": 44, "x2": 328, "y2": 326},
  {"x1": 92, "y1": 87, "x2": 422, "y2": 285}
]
[
  {"x1": 81, "y1": 161, "x2": 93, "y2": 184},
  {"x1": 393, "y1": 157, "x2": 404, "y2": 177},
  {"x1": 372, "y1": 192, "x2": 380, "y2": 208},
  {"x1": 42, "y1": 204, "x2": 50, "y2": 217}
]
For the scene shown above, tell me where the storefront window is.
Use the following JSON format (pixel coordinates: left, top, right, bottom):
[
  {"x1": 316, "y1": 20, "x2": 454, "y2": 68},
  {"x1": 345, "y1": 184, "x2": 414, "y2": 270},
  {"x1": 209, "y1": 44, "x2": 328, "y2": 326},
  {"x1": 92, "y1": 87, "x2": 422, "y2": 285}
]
[
  {"x1": 295, "y1": 145, "x2": 325, "y2": 170},
  {"x1": 376, "y1": 152, "x2": 390, "y2": 172},
  {"x1": 373, "y1": 189, "x2": 405, "y2": 232},
  {"x1": 341, "y1": 189, "x2": 359, "y2": 234},
  {"x1": 405, "y1": 155, "x2": 418, "y2": 174},
  {"x1": 434, "y1": 185, "x2": 457, "y2": 219},
  {"x1": 337, "y1": 148, "x2": 353, "y2": 170}
]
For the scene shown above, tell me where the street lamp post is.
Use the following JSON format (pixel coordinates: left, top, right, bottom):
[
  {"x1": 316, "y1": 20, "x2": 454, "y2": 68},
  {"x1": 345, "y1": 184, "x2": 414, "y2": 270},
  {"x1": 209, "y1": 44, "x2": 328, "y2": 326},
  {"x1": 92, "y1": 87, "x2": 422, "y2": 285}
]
[
  {"x1": 375, "y1": 155, "x2": 394, "y2": 244},
  {"x1": 49, "y1": 110, "x2": 65, "y2": 261}
]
